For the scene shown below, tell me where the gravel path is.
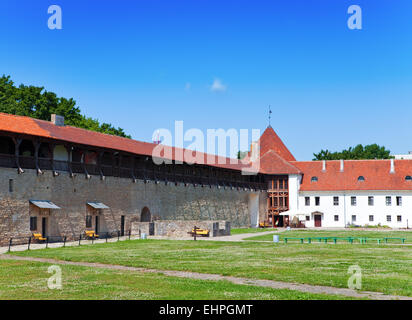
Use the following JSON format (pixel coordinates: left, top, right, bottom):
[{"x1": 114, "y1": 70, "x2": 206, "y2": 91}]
[{"x1": 2, "y1": 254, "x2": 410, "y2": 300}]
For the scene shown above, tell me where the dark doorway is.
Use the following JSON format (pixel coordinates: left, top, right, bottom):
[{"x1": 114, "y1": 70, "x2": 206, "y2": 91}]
[
  {"x1": 314, "y1": 215, "x2": 322, "y2": 227},
  {"x1": 41, "y1": 217, "x2": 47, "y2": 238},
  {"x1": 95, "y1": 216, "x2": 99, "y2": 234},
  {"x1": 120, "y1": 216, "x2": 125, "y2": 236},
  {"x1": 141, "y1": 207, "x2": 151, "y2": 222}
]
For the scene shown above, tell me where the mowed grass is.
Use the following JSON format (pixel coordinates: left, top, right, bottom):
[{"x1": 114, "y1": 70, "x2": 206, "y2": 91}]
[
  {"x1": 11, "y1": 237, "x2": 412, "y2": 297},
  {"x1": 231, "y1": 227, "x2": 277, "y2": 235},
  {"x1": 0, "y1": 259, "x2": 353, "y2": 300},
  {"x1": 244, "y1": 229, "x2": 412, "y2": 242}
]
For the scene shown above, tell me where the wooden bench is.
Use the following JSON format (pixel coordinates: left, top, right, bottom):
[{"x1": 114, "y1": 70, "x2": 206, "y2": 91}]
[
  {"x1": 259, "y1": 221, "x2": 270, "y2": 228},
  {"x1": 84, "y1": 230, "x2": 99, "y2": 239},
  {"x1": 187, "y1": 228, "x2": 210, "y2": 237},
  {"x1": 32, "y1": 233, "x2": 47, "y2": 241}
]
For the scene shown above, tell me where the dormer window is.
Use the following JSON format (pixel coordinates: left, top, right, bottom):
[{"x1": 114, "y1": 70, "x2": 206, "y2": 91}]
[
  {"x1": 405, "y1": 176, "x2": 412, "y2": 181},
  {"x1": 357, "y1": 176, "x2": 365, "y2": 182},
  {"x1": 311, "y1": 176, "x2": 318, "y2": 182}
]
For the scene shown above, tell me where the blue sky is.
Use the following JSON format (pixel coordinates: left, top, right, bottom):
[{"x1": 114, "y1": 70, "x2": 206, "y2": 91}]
[{"x1": 1, "y1": 0, "x2": 411, "y2": 160}]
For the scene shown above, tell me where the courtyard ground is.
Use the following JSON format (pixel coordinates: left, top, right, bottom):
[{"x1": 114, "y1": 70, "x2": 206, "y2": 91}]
[
  {"x1": 0, "y1": 258, "x2": 352, "y2": 300},
  {"x1": 3, "y1": 228, "x2": 411, "y2": 299}
]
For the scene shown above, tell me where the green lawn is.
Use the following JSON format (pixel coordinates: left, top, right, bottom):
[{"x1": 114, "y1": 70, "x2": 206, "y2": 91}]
[
  {"x1": 0, "y1": 259, "x2": 352, "y2": 300},
  {"x1": 244, "y1": 229, "x2": 412, "y2": 242},
  {"x1": 231, "y1": 227, "x2": 277, "y2": 235},
  {"x1": 11, "y1": 237, "x2": 412, "y2": 297}
]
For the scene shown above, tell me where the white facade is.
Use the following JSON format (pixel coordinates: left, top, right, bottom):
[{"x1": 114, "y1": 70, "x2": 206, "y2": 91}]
[{"x1": 294, "y1": 189, "x2": 412, "y2": 228}]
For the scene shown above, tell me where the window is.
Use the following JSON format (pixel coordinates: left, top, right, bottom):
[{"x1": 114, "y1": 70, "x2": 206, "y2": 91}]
[
  {"x1": 386, "y1": 196, "x2": 392, "y2": 206},
  {"x1": 30, "y1": 216, "x2": 37, "y2": 231},
  {"x1": 396, "y1": 196, "x2": 402, "y2": 206},
  {"x1": 86, "y1": 215, "x2": 92, "y2": 228},
  {"x1": 358, "y1": 176, "x2": 365, "y2": 182},
  {"x1": 305, "y1": 216, "x2": 310, "y2": 221},
  {"x1": 333, "y1": 196, "x2": 339, "y2": 206},
  {"x1": 334, "y1": 215, "x2": 339, "y2": 221},
  {"x1": 368, "y1": 196, "x2": 374, "y2": 206},
  {"x1": 311, "y1": 176, "x2": 318, "y2": 182},
  {"x1": 386, "y1": 215, "x2": 391, "y2": 222},
  {"x1": 405, "y1": 176, "x2": 412, "y2": 181},
  {"x1": 305, "y1": 197, "x2": 310, "y2": 206},
  {"x1": 351, "y1": 196, "x2": 357, "y2": 206},
  {"x1": 369, "y1": 215, "x2": 374, "y2": 222},
  {"x1": 352, "y1": 215, "x2": 356, "y2": 222},
  {"x1": 9, "y1": 179, "x2": 13, "y2": 193},
  {"x1": 397, "y1": 215, "x2": 402, "y2": 222},
  {"x1": 315, "y1": 197, "x2": 320, "y2": 206}
]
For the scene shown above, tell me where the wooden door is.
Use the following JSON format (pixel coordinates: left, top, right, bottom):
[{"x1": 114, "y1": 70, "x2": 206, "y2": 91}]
[
  {"x1": 314, "y1": 215, "x2": 322, "y2": 227},
  {"x1": 120, "y1": 216, "x2": 125, "y2": 236},
  {"x1": 95, "y1": 216, "x2": 99, "y2": 234},
  {"x1": 41, "y1": 217, "x2": 47, "y2": 237}
]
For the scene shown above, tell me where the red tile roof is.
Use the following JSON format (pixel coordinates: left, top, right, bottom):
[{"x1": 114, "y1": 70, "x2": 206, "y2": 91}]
[
  {"x1": 258, "y1": 126, "x2": 296, "y2": 161},
  {"x1": 3, "y1": 113, "x2": 412, "y2": 191},
  {"x1": 0, "y1": 113, "x2": 251, "y2": 172},
  {"x1": 259, "y1": 150, "x2": 301, "y2": 175},
  {"x1": 293, "y1": 160, "x2": 412, "y2": 191}
]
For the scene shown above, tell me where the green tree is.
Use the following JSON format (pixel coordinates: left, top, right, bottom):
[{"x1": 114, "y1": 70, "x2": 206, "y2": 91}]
[
  {"x1": 313, "y1": 144, "x2": 393, "y2": 160},
  {"x1": 0, "y1": 75, "x2": 131, "y2": 138}
]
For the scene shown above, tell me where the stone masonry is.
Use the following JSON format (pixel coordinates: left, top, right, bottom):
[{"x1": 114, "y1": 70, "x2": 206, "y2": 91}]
[{"x1": 0, "y1": 167, "x2": 266, "y2": 245}]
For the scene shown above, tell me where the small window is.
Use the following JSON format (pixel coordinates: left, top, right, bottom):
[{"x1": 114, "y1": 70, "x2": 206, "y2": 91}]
[
  {"x1": 9, "y1": 179, "x2": 13, "y2": 193},
  {"x1": 305, "y1": 215, "x2": 310, "y2": 221},
  {"x1": 334, "y1": 215, "x2": 339, "y2": 221},
  {"x1": 86, "y1": 215, "x2": 92, "y2": 228},
  {"x1": 397, "y1": 215, "x2": 402, "y2": 222},
  {"x1": 305, "y1": 197, "x2": 310, "y2": 206},
  {"x1": 369, "y1": 215, "x2": 374, "y2": 222},
  {"x1": 386, "y1": 196, "x2": 392, "y2": 206},
  {"x1": 352, "y1": 215, "x2": 356, "y2": 222},
  {"x1": 368, "y1": 196, "x2": 374, "y2": 206},
  {"x1": 30, "y1": 216, "x2": 37, "y2": 231},
  {"x1": 396, "y1": 196, "x2": 402, "y2": 206},
  {"x1": 333, "y1": 196, "x2": 339, "y2": 206},
  {"x1": 311, "y1": 176, "x2": 318, "y2": 182},
  {"x1": 358, "y1": 176, "x2": 365, "y2": 182},
  {"x1": 315, "y1": 197, "x2": 320, "y2": 206},
  {"x1": 386, "y1": 215, "x2": 391, "y2": 222},
  {"x1": 351, "y1": 196, "x2": 357, "y2": 206},
  {"x1": 405, "y1": 176, "x2": 412, "y2": 181}
]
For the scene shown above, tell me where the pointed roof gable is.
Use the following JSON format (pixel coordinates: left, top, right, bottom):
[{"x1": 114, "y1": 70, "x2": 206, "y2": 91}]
[
  {"x1": 258, "y1": 126, "x2": 296, "y2": 161},
  {"x1": 259, "y1": 150, "x2": 301, "y2": 175}
]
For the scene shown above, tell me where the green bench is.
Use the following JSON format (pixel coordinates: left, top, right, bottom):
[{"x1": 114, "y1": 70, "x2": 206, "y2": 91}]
[
  {"x1": 384, "y1": 237, "x2": 406, "y2": 244},
  {"x1": 284, "y1": 237, "x2": 307, "y2": 244},
  {"x1": 282, "y1": 236, "x2": 407, "y2": 245}
]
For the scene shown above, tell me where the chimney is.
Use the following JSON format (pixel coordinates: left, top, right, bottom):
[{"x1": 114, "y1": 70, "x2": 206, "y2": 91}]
[
  {"x1": 390, "y1": 158, "x2": 395, "y2": 174},
  {"x1": 51, "y1": 114, "x2": 64, "y2": 126},
  {"x1": 340, "y1": 159, "x2": 344, "y2": 172},
  {"x1": 322, "y1": 160, "x2": 326, "y2": 172}
]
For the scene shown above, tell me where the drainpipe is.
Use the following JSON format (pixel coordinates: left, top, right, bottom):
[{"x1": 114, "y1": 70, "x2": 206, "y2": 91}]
[{"x1": 343, "y1": 191, "x2": 347, "y2": 228}]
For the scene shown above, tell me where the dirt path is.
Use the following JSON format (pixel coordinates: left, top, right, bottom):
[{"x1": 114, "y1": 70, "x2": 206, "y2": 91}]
[{"x1": 2, "y1": 254, "x2": 410, "y2": 300}]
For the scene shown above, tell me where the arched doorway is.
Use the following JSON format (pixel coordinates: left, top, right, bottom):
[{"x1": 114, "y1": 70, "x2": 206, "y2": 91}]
[{"x1": 141, "y1": 207, "x2": 151, "y2": 222}]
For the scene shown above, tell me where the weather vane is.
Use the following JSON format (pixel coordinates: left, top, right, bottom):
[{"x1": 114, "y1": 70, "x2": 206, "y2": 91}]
[{"x1": 268, "y1": 105, "x2": 272, "y2": 127}]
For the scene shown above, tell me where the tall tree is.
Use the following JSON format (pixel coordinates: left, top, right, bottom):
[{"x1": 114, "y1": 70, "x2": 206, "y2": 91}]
[
  {"x1": 313, "y1": 144, "x2": 392, "y2": 160},
  {"x1": 0, "y1": 75, "x2": 131, "y2": 138}
]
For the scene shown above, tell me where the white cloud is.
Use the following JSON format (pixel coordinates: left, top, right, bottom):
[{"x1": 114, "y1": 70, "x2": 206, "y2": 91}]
[{"x1": 210, "y1": 78, "x2": 227, "y2": 92}]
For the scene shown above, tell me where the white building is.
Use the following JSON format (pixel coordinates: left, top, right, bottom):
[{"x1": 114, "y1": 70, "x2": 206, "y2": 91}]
[{"x1": 256, "y1": 127, "x2": 412, "y2": 229}]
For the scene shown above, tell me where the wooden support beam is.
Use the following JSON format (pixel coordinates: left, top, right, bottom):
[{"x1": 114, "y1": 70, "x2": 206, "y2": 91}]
[
  {"x1": 34, "y1": 140, "x2": 42, "y2": 175},
  {"x1": 12, "y1": 137, "x2": 23, "y2": 174}
]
